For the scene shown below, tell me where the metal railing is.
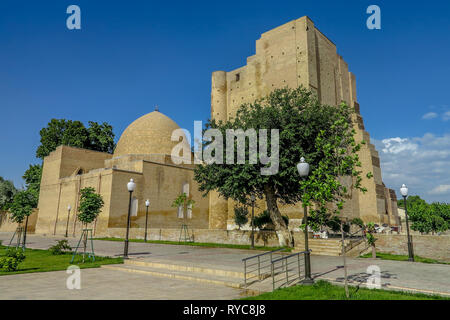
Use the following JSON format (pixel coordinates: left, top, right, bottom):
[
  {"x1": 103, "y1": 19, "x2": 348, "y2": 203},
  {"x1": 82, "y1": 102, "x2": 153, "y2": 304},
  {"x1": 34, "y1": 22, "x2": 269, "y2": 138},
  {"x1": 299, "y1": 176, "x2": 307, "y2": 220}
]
[
  {"x1": 270, "y1": 250, "x2": 309, "y2": 291},
  {"x1": 341, "y1": 227, "x2": 366, "y2": 253},
  {"x1": 242, "y1": 248, "x2": 285, "y2": 287}
]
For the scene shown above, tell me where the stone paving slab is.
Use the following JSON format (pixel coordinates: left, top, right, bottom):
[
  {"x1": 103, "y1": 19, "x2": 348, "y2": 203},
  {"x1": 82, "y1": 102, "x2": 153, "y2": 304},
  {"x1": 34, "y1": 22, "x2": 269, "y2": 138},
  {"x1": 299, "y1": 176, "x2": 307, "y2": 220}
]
[
  {"x1": 1, "y1": 232, "x2": 449, "y2": 298},
  {"x1": 0, "y1": 268, "x2": 243, "y2": 300}
]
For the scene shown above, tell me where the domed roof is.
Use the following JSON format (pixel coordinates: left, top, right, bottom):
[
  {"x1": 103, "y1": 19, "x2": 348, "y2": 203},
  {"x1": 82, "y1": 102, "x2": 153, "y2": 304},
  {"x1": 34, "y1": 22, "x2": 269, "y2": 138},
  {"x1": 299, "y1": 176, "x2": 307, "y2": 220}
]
[{"x1": 114, "y1": 111, "x2": 189, "y2": 157}]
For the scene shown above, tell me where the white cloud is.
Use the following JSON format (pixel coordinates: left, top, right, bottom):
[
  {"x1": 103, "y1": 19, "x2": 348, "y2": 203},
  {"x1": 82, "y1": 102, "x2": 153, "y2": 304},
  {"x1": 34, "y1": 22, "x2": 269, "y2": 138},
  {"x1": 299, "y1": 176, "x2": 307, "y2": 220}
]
[
  {"x1": 373, "y1": 133, "x2": 450, "y2": 203},
  {"x1": 422, "y1": 112, "x2": 438, "y2": 120},
  {"x1": 381, "y1": 137, "x2": 418, "y2": 154},
  {"x1": 442, "y1": 111, "x2": 450, "y2": 121},
  {"x1": 429, "y1": 185, "x2": 450, "y2": 195}
]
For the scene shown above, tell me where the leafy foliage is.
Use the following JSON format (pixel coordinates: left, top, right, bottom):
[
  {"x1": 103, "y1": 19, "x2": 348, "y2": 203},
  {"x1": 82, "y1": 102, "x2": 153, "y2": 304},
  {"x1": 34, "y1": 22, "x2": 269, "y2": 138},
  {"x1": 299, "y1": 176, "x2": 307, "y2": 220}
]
[
  {"x1": 22, "y1": 164, "x2": 42, "y2": 205},
  {"x1": 234, "y1": 205, "x2": 249, "y2": 229},
  {"x1": 0, "y1": 177, "x2": 17, "y2": 211},
  {"x1": 405, "y1": 196, "x2": 450, "y2": 234},
  {"x1": 9, "y1": 190, "x2": 36, "y2": 224},
  {"x1": 0, "y1": 248, "x2": 26, "y2": 272},
  {"x1": 77, "y1": 188, "x2": 104, "y2": 224},
  {"x1": 49, "y1": 240, "x2": 72, "y2": 255},
  {"x1": 36, "y1": 119, "x2": 115, "y2": 159},
  {"x1": 171, "y1": 193, "x2": 195, "y2": 208},
  {"x1": 194, "y1": 87, "x2": 367, "y2": 246},
  {"x1": 350, "y1": 218, "x2": 364, "y2": 228}
]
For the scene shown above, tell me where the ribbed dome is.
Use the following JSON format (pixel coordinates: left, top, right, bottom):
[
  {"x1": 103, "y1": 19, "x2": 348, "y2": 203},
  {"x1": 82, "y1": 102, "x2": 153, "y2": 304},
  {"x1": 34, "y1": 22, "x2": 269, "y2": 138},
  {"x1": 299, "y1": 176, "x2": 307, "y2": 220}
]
[{"x1": 114, "y1": 111, "x2": 189, "y2": 157}]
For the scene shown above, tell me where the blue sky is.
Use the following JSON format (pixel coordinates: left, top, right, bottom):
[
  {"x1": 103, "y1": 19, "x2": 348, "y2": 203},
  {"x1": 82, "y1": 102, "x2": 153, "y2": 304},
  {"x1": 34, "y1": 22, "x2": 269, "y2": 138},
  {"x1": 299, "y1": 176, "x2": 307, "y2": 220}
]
[{"x1": 0, "y1": 0, "x2": 449, "y2": 202}]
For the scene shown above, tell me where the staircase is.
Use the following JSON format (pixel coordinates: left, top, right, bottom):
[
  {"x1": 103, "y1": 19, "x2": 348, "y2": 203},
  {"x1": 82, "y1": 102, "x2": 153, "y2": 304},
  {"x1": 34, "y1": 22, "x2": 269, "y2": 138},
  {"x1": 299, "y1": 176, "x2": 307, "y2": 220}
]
[
  {"x1": 102, "y1": 258, "x2": 247, "y2": 289},
  {"x1": 294, "y1": 238, "x2": 368, "y2": 257}
]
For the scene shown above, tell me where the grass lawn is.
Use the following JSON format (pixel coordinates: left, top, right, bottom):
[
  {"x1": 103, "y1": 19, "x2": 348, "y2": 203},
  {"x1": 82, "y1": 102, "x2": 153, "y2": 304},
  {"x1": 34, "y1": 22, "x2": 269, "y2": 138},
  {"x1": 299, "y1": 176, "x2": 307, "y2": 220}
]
[
  {"x1": 360, "y1": 252, "x2": 450, "y2": 265},
  {"x1": 0, "y1": 245, "x2": 123, "y2": 276},
  {"x1": 243, "y1": 280, "x2": 449, "y2": 300},
  {"x1": 94, "y1": 237, "x2": 292, "y2": 252}
]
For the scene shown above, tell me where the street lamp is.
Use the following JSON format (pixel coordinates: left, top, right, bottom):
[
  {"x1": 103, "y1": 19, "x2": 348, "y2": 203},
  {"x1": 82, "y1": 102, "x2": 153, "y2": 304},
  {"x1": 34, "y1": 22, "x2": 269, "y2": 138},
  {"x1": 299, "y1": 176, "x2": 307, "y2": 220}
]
[
  {"x1": 124, "y1": 178, "x2": 136, "y2": 259},
  {"x1": 400, "y1": 184, "x2": 414, "y2": 262},
  {"x1": 144, "y1": 199, "x2": 150, "y2": 242},
  {"x1": 65, "y1": 204, "x2": 72, "y2": 238},
  {"x1": 250, "y1": 195, "x2": 256, "y2": 249},
  {"x1": 297, "y1": 157, "x2": 314, "y2": 284}
]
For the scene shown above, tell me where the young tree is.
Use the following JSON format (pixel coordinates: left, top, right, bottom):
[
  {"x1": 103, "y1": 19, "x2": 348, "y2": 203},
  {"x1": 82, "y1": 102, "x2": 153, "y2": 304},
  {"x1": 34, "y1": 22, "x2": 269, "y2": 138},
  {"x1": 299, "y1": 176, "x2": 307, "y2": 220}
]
[
  {"x1": 0, "y1": 177, "x2": 17, "y2": 211},
  {"x1": 234, "y1": 205, "x2": 249, "y2": 230},
  {"x1": 9, "y1": 190, "x2": 36, "y2": 246},
  {"x1": 22, "y1": 164, "x2": 42, "y2": 204},
  {"x1": 194, "y1": 87, "x2": 367, "y2": 246},
  {"x1": 9, "y1": 190, "x2": 35, "y2": 224},
  {"x1": 78, "y1": 187, "x2": 104, "y2": 226},
  {"x1": 365, "y1": 222, "x2": 377, "y2": 258},
  {"x1": 77, "y1": 187, "x2": 104, "y2": 260}
]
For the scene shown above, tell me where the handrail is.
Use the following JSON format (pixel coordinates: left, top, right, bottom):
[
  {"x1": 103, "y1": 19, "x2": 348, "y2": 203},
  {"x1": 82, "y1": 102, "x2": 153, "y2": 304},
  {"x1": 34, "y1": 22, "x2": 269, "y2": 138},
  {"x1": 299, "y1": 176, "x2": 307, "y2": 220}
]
[
  {"x1": 271, "y1": 250, "x2": 309, "y2": 264},
  {"x1": 242, "y1": 247, "x2": 285, "y2": 262},
  {"x1": 270, "y1": 250, "x2": 308, "y2": 291},
  {"x1": 339, "y1": 227, "x2": 365, "y2": 241},
  {"x1": 243, "y1": 248, "x2": 286, "y2": 288}
]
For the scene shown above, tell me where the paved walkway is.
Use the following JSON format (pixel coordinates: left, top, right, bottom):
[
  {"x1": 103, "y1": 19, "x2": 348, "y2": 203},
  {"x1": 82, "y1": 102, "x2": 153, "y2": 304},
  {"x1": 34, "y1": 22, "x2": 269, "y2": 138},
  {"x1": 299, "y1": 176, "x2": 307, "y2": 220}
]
[{"x1": 0, "y1": 232, "x2": 449, "y2": 299}]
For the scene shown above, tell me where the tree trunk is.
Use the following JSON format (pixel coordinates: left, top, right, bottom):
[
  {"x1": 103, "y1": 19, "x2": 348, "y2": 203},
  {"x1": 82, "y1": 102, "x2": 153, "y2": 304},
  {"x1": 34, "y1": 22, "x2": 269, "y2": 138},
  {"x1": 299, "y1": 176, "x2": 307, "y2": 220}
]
[
  {"x1": 264, "y1": 184, "x2": 293, "y2": 247},
  {"x1": 371, "y1": 244, "x2": 376, "y2": 259}
]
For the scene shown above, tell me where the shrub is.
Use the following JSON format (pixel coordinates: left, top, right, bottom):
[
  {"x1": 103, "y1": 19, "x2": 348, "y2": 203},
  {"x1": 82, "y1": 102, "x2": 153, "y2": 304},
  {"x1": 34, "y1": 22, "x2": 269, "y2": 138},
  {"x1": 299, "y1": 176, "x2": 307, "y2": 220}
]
[
  {"x1": 234, "y1": 206, "x2": 248, "y2": 230},
  {"x1": 0, "y1": 257, "x2": 19, "y2": 272},
  {"x1": 253, "y1": 210, "x2": 289, "y2": 230},
  {"x1": 49, "y1": 240, "x2": 72, "y2": 255},
  {"x1": 0, "y1": 248, "x2": 26, "y2": 272}
]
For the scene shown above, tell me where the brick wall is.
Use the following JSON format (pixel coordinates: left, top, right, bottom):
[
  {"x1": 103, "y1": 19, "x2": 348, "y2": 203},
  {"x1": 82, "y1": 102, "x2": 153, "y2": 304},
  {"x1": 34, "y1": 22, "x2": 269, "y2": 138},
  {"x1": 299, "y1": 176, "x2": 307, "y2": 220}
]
[{"x1": 375, "y1": 234, "x2": 450, "y2": 262}]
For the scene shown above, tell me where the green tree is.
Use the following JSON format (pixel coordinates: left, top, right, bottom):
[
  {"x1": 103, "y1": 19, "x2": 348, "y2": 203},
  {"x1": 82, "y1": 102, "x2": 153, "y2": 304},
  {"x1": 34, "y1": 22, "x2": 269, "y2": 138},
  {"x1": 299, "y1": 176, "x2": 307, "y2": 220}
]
[
  {"x1": 9, "y1": 190, "x2": 36, "y2": 224},
  {"x1": 194, "y1": 87, "x2": 367, "y2": 246},
  {"x1": 408, "y1": 199, "x2": 450, "y2": 234},
  {"x1": 86, "y1": 121, "x2": 115, "y2": 154},
  {"x1": 398, "y1": 195, "x2": 423, "y2": 209},
  {"x1": 22, "y1": 164, "x2": 42, "y2": 205},
  {"x1": 0, "y1": 177, "x2": 17, "y2": 211},
  {"x1": 36, "y1": 119, "x2": 115, "y2": 159},
  {"x1": 76, "y1": 187, "x2": 104, "y2": 262},
  {"x1": 9, "y1": 189, "x2": 36, "y2": 247},
  {"x1": 77, "y1": 187, "x2": 104, "y2": 225}
]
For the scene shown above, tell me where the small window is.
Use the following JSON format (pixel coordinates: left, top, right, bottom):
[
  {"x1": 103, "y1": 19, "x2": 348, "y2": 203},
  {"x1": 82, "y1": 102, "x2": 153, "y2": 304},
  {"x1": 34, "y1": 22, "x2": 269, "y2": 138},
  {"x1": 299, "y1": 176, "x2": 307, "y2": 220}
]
[
  {"x1": 235, "y1": 73, "x2": 240, "y2": 82},
  {"x1": 131, "y1": 197, "x2": 138, "y2": 217}
]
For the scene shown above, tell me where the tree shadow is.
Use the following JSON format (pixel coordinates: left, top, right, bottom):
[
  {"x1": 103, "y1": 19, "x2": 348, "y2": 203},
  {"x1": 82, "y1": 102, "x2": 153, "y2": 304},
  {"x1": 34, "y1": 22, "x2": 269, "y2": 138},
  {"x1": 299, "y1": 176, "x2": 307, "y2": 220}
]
[{"x1": 334, "y1": 270, "x2": 397, "y2": 287}]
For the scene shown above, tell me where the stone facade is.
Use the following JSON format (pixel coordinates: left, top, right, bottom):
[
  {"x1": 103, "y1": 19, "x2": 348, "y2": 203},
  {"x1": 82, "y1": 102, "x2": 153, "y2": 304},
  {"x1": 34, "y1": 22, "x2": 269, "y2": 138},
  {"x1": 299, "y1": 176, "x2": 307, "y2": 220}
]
[
  {"x1": 375, "y1": 234, "x2": 450, "y2": 262},
  {"x1": 33, "y1": 111, "x2": 208, "y2": 238},
  {"x1": 0, "y1": 16, "x2": 399, "y2": 239},
  {"x1": 210, "y1": 16, "x2": 399, "y2": 227}
]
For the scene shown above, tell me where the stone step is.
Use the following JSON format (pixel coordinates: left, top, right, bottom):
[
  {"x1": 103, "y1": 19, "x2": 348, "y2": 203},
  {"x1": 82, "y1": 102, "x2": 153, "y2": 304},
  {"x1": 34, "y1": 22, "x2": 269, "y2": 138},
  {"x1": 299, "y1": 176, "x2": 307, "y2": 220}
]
[
  {"x1": 308, "y1": 244, "x2": 342, "y2": 249},
  {"x1": 124, "y1": 259, "x2": 247, "y2": 279},
  {"x1": 101, "y1": 264, "x2": 244, "y2": 289}
]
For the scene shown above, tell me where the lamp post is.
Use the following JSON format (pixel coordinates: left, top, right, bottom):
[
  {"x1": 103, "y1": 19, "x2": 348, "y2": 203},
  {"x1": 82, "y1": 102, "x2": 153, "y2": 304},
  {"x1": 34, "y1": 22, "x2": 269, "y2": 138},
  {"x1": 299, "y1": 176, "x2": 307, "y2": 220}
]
[
  {"x1": 65, "y1": 204, "x2": 71, "y2": 238},
  {"x1": 250, "y1": 195, "x2": 256, "y2": 249},
  {"x1": 400, "y1": 184, "x2": 414, "y2": 262},
  {"x1": 124, "y1": 178, "x2": 136, "y2": 259},
  {"x1": 144, "y1": 199, "x2": 150, "y2": 242},
  {"x1": 297, "y1": 157, "x2": 314, "y2": 284}
]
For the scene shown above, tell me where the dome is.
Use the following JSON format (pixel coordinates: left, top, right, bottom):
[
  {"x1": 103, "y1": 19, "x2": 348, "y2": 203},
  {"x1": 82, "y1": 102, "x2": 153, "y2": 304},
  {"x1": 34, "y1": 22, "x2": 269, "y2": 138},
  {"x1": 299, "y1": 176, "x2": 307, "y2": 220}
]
[{"x1": 114, "y1": 111, "x2": 190, "y2": 157}]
